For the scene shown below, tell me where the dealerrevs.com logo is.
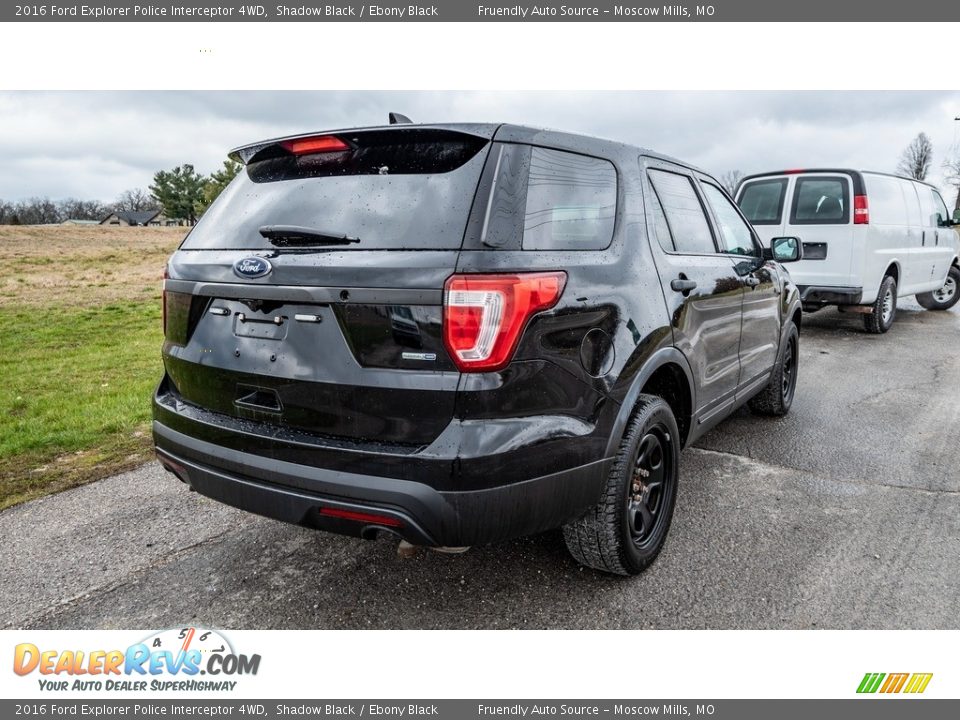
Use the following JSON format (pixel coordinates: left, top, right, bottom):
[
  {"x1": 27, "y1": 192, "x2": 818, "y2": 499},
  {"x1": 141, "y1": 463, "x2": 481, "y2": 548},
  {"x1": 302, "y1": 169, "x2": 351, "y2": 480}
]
[
  {"x1": 13, "y1": 627, "x2": 261, "y2": 693},
  {"x1": 857, "y1": 672, "x2": 933, "y2": 694}
]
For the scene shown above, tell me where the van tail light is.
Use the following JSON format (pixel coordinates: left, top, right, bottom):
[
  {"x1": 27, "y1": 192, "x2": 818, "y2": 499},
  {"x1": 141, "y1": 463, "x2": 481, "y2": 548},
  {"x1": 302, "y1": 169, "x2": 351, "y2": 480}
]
[
  {"x1": 443, "y1": 272, "x2": 567, "y2": 372},
  {"x1": 280, "y1": 135, "x2": 350, "y2": 156},
  {"x1": 854, "y1": 194, "x2": 870, "y2": 224}
]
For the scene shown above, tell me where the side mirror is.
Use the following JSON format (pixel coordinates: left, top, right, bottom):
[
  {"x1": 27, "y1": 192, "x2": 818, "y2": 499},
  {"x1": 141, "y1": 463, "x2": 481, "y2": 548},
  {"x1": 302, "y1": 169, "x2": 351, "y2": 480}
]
[{"x1": 767, "y1": 236, "x2": 803, "y2": 263}]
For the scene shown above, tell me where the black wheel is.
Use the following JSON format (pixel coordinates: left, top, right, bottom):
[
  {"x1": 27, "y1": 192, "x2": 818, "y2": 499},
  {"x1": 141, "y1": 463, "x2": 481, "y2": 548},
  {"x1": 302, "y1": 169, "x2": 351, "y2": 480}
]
[
  {"x1": 917, "y1": 265, "x2": 960, "y2": 311},
  {"x1": 748, "y1": 322, "x2": 799, "y2": 417},
  {"x1": 863, "y1": 275, "x2": 897, "y2": 334},
  {"x1": 562, "y1": 394, "x2": 680, "y2": 576}
]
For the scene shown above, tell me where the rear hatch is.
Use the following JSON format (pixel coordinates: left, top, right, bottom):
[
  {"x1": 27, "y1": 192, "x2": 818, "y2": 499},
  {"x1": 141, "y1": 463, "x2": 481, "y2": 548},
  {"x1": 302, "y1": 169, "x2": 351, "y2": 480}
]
[{"x1": 161, "y1": 126, "x2": 493, "y2": 447}]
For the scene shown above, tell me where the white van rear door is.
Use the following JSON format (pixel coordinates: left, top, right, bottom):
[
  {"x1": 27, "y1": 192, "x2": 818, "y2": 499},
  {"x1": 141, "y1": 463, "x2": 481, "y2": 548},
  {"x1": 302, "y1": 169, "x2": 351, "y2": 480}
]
[{"x1": 783, "y1": 173, "x2": 855, "y2": 289}]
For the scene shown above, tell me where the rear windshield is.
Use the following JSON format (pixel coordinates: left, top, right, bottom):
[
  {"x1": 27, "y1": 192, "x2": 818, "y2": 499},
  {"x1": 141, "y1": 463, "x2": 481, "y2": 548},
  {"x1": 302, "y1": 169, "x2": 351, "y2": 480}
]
[
  {"x1": 738, "y1": 178, "x2": 787, "y2": 225},
  {"x1": 182, "y1": 129, "x2": 489, "y2": 251},
  {"x1": 791, "y1": 176, "x2": 849, "y2": 225}
]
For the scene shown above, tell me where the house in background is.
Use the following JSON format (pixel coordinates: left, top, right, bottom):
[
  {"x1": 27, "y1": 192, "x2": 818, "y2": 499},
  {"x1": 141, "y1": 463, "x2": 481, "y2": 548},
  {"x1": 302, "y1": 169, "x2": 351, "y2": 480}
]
[{"x1": 99, "y1": 210, "x2": 183, "y2": 227}]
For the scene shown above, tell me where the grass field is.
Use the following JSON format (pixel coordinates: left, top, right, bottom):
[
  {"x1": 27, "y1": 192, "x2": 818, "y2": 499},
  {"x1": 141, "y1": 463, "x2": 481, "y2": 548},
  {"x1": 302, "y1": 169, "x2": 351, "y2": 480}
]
[{"x1": 0, "y1": 225, "x2": 184, "y2": 509}]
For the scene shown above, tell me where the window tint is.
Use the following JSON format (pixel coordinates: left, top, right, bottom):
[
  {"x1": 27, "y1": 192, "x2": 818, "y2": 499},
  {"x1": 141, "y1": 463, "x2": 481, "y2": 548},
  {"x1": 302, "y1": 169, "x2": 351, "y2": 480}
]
[
  {"x1": 738, "y1": 179, "x2": 787, "y2": 225},
  {"x1": 648, "y1": 187, "x2": 675, "y2": 252},
  {"x1": 865, "y1": 175, "x2": 907, "y2": 226},
  {"x1": 183, "y1": 130, "x2": 489, "y2": 251},
  {"x1": 521, "y1": 147, "x2": 617, "y2": 250},
  {"x1": 648, "y1": 169, "x2": 716, "y2": 254},
  {"x1": 791, "y1": 176, "x2": 849, "y2": 224},
  {"x1": 702, "y1": 183, "x2": 757, "y2": 256}
]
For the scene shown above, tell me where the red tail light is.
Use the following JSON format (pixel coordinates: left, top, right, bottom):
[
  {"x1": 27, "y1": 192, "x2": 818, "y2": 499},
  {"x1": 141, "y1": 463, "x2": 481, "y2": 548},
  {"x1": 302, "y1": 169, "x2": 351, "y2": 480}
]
[
  {"x1": 280, "y1": 135, "x2": 350, "y2": 156},
  {"x1": 443, "y1": 272, "x2": 567, "y2": 372},
  {"x1": 854, "y1": 194, "x2": 869, "y2": 224},
  {"x1": 319, "y1": 507, "x2": 403, "y2": 528}
]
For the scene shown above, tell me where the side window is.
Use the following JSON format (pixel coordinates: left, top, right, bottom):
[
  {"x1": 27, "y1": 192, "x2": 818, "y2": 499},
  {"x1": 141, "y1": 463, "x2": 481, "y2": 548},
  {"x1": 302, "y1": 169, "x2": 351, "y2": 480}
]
[
  {"x1": 737, "y1": 179, "x2": 787, "y2": 225},
  {"x1": 791, "y1": 176, "x2": 849, "y2": 225},
  {"x1": 702, "y1": 182, "x2": 757, "y2": 256},
  {"x1": 648, "y1": 169, "x2": 716, "y2": 255},
  {"x1": 931, "y1": 189, "x2": 951, "y2": 226},
  {"x1": 647, "y1": 184, "x2": 675, "y2": 252},
  {"x1": 521, "y1": 147, "x2": 617, "y2": 250}
]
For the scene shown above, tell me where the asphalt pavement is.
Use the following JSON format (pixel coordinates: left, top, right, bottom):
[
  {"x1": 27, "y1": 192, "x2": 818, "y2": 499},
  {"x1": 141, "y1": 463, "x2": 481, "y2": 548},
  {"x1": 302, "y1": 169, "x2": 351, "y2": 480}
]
[{"x1": 2, "y1": 299, "x2": 958, "y2": 630}]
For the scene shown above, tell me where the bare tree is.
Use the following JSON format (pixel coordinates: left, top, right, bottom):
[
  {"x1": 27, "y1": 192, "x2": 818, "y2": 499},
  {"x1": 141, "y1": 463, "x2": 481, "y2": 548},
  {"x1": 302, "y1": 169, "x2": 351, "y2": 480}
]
[
  {"x1": 58, "y1": 198, "x2": 109, "y2": 221},
  {"x1": 943, "y1": 146, "x2": 960, "y2": 212},
  {"x1": 897, "y1": 132, "x2": 934, "y2": 181},
  {"x1": 720, "y1": 170, "x2": 745, "y2": 195},
  {"x1": 114, "y1": 187, "x2": 159, "y2": 213},
  {"x1": 12, "y1": 197, "x2": 61, "y2": 225}
]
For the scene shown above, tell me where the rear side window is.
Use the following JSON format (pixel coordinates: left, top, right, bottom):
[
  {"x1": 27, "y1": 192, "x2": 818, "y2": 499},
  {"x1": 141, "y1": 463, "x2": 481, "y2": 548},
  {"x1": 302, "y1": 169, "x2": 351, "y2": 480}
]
[
  {"x1": 181, "y1": 129, "x2": 489, "y2": 251},
  {"x1": 702, "y1": 183, "x2": 757, "y2": 256},
  {"x1": 648, "y1": 169, "x2": 716, "y2": 255},
  {"x1": 521, "y1": 147, "x2": 617, "y2": 250},
  {"x1": 738, "y1": 179, "x2": 787, "y2": 225},
  {"x1": 791, "y1": 176, "x2": 849, "y2": 225}
]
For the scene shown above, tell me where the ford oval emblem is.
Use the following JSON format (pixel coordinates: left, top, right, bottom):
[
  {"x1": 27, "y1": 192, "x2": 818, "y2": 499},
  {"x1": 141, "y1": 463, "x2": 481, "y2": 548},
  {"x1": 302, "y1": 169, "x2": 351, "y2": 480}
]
[{"x1": 233, "y1": 256, "x2": 272, "y2": 279}]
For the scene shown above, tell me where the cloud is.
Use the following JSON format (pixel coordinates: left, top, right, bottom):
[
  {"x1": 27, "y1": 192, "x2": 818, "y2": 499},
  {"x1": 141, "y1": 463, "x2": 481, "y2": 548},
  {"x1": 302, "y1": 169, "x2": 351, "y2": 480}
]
[{"x1": 1, "y1": 90, "x2": 958, "y2": 202}]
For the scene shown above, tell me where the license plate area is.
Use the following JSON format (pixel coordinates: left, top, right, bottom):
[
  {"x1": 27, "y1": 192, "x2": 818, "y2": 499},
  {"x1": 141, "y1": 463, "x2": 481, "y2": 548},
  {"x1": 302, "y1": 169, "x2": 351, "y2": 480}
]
[{"x1": 233, "y1": 311, "x2": 288, "y2": 340}]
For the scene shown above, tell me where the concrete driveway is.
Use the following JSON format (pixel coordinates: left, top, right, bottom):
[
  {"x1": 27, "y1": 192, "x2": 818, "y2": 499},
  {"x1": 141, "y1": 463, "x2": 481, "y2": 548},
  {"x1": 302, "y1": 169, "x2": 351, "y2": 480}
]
[{"x1": 2, "y1": 299, "x2": 958, "y2": 629}]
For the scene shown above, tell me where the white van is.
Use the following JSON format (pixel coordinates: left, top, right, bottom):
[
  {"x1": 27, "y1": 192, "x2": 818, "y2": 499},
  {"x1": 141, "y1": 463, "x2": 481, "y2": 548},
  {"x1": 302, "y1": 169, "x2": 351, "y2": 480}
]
[{"x1": 736, "y1": 169, "x2": 960, "y2": 333}]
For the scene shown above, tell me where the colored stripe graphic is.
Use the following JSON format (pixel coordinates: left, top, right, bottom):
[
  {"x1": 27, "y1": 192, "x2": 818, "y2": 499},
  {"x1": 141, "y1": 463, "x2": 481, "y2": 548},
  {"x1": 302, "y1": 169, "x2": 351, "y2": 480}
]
[
  {"x1": 857, "y1": 672, "x2": 932, "y2": 694},
  {"x1": 880, "y1": 673, "x2": 909, "y2": 693},
  {"x1": 903, "y1": 673, "x2": 933, "y2": 694},
  {"x1": 857, "y1": 673, "x2": 885, "y2": 693}
]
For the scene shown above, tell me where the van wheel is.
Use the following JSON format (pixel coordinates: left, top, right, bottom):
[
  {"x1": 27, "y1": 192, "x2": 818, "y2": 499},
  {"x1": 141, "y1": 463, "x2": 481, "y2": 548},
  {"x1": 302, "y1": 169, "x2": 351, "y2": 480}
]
[
  {"x1": 863, "y1": 275, "x2": 897, "y2": 334},
  {"x1": 562, "y1": 394, "x2": 679, "y2": 576},
  {"x1": 748, "y1": 323, "x2": 799, "y2": 417},
  {"x1": 917, "y1": 266, "x2": 960, "y2": 311}
]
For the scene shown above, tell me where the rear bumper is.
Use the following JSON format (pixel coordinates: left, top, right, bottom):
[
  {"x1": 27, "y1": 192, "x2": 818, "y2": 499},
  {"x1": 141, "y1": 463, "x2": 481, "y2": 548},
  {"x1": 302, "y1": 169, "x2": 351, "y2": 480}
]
[
  {"x1": 798, "y1": 285, "x2": 863, "y2": 306},
  {"x1": 152, "y1": 418, "x2": 611, "y2": 548}
]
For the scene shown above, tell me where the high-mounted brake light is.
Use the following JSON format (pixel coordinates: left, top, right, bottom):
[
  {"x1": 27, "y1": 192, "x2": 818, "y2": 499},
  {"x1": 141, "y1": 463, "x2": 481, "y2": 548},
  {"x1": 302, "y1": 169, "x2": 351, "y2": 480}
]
[
  {"x1": 443, "y1": 272, "x2": 567, "y2": 373},
  {"x1": 280, "y1": 135, "x2": 350, "y2": 156},
  {"x1": 854, "y1": 194, "x2": 869, "y2": 224}
]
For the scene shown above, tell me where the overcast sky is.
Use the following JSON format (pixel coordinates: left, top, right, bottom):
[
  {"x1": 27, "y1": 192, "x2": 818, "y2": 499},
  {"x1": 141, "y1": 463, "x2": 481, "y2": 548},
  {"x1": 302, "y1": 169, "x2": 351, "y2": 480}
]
[{"x1": 2, "y1": 91, "x2": 959, "y2": 203}]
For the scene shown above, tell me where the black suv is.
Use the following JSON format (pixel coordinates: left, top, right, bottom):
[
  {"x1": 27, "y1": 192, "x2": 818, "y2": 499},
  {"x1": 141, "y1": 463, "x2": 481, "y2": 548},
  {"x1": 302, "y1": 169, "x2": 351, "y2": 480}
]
[{"x1": 154, "y1": 122, "x2": 803, "y2": 575}]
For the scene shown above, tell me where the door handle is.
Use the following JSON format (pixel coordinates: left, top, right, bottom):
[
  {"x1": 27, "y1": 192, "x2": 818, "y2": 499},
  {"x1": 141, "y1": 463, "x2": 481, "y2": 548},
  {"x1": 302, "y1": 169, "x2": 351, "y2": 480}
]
[
  {"x1": 744, "y1": 276, "x2": 761, "y2": 288},
  {"x1": 670, "y1": 277, "x2": 697, "y2": 293}
]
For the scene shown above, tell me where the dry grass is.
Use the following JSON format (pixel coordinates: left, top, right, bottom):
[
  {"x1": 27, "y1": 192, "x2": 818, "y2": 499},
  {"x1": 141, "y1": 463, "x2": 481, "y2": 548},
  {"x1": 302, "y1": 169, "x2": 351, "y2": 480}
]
[
  {"x1": 0, "y1": 225, "x2": 184, "y2": 307},
  {"x1": 1, "y1": 224, "x2": 186, "y2": 508}
]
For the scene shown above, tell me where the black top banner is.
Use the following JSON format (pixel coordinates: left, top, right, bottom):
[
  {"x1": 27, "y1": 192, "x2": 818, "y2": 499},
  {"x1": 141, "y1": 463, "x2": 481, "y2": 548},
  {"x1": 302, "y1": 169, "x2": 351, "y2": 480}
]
[{"x1": 5, "y1": 0, "x2": 960, "y2": 22}]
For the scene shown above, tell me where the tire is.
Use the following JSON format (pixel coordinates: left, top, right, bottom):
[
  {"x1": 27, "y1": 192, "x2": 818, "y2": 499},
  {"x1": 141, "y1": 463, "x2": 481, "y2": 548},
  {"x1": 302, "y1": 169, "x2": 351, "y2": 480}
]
[
  {"x1": 562, "y1": 394, "x2": 680, "y2": 576},
  {"x1": 863, "y1": 275, "x2": 897, "y2": 334},
  {"x1": 748, "y1": 322, "x2": 799, "y2": 417},
  {"x1": 916, "y1": 265, "x2": 960, "y2": 311}
]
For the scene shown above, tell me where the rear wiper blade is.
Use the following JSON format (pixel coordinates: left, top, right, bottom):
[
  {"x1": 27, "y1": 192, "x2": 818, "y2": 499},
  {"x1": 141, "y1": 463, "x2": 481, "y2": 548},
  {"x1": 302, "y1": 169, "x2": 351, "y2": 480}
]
[{"x1": 258, "y1": 225, "x2": 361, "y2": 246}]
